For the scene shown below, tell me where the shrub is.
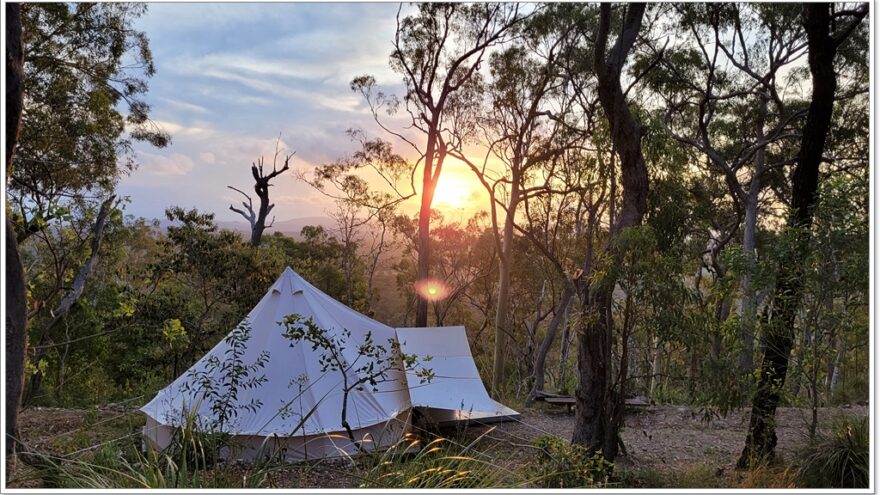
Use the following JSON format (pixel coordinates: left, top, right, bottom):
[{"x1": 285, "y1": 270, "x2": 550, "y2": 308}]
[
  {"x1": 529, "y1": 434, "x2": 612, "y2": 488},
  {"x1": 797, "y1": 416, "x2": 868, "y2": 488}
]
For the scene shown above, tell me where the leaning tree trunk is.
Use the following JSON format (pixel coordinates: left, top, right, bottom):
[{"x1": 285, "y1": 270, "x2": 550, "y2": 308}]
[
  {"x1": 25, "y1": 196, "x2": 116, "y2": 405},
  {"x1": 737, "y1": 2, "x2": 856, "y2": 468},
  {"x1": 572, "y1": 3, "x2": 649, "y2": 463},
  {"x1": 5, "y1": 2, "x2": 27, "y2": 455},
  {"x1": 529, "y1": 283, "x2": 575, "y2": 400}
]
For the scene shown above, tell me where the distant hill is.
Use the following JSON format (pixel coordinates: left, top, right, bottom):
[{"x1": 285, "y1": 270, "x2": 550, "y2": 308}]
[{"x1": 158, "y1": 216, "x2": 336, "y2": 239}]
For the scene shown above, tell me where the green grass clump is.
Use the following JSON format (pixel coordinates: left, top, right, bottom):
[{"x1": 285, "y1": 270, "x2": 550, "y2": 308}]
[{"x1": 797, "y1": 416, "x2": 869, "y2": 488}]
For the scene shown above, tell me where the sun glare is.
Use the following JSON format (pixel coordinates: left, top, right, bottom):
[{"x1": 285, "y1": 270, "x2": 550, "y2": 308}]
[
  {"x1": 414, "y1": 277, "x2": 451, "y2": 302},
  {"x1": 432, "y1": 175, "x2": 473, "y2": 209}
]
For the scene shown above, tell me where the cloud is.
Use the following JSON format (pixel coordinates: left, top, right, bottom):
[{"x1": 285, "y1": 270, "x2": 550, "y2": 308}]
[
  {"x1": 192, "y1": 65, "x2": 364, "y2": 113},
  {"x1": 160, "y1": 97, "x2": 210, "y2": 114},
  {"x1": 153, "y1": 120, "x2": 216, "y2": 137},
  {"x1": 120, "y1": 4, "x2": 422, "y2": 222},
  {"x1": 137, "y1": 152, "x2": 196, "y2": 177},
  {"x1": 199, "y1": 152, "x2": 216, "y2": 164}
]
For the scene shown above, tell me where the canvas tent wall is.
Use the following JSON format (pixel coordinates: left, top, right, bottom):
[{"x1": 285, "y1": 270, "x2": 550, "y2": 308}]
[
  {"x1": 141, "y1": 267, "x2": 412, "y2": 461},
  {"x1": 396, "y1": 326, "x2": 520, "y2": 426}
]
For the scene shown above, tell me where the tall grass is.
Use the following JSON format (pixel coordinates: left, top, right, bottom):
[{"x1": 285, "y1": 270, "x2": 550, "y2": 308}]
[
  {"x1": 30, "y1": 410, "x2": 280, "y2": 489},
  {"x1": 23, "y1": 406, "x2": 623, "y2": 489},
  {"x1": 797, "y1": 416, "x2": 869, "y2": 488},
  {"x1": 350, "y1": 430, "x2": 517, "y2": 488}
]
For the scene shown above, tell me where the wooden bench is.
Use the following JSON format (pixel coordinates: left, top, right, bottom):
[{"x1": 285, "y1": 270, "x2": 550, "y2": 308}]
[
  {"x1": 538, "y1": 393, "x2": 651, "y2": 415},
  {"x1": 543, "y1": 396, "x2": 576, "y2": 414}
]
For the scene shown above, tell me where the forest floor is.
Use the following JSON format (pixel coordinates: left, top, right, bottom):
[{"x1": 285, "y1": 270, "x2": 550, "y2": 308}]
[{"x1": 7, "y1": 402, "x2": 868, "y2": 488}]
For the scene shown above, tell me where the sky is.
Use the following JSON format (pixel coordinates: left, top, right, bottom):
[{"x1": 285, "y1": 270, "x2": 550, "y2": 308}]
[{"x1": 120, "y1": 3, "x2": 485, "y2": 224}]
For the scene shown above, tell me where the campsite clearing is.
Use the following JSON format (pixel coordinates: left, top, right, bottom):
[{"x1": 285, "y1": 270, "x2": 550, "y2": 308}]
[{"x1": 8, "y1": 403, "x2": 867, "y2": 488}]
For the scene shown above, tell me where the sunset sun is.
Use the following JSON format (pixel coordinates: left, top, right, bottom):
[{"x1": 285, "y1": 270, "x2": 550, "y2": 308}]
[{"x1": 432, "y1": 175, "x2": 474, "y2": 209}]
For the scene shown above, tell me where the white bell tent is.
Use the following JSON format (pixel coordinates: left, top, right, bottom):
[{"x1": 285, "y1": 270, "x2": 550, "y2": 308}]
[{"x1": 141, "y1": 267, "x2": 518, "y2": 461}]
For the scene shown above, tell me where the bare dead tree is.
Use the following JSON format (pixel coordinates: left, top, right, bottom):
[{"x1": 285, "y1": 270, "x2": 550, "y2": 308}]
[{"x1": 229, "y1": 141, "x2": 293, "y2": 246}]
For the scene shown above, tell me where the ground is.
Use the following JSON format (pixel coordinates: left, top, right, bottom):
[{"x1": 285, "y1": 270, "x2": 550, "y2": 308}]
[{"x1": 6, "y1": 402, "x2": 867, "y2": 488}]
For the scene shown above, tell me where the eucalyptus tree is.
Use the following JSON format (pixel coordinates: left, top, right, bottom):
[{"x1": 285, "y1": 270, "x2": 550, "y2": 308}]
[
  {"x1": 444, "y1": 5, "x2": 578, "y2": 394},
  {"x1": 570, "y1": 2, "x2": 650, "y2": 462},
  {"x1": 5, "y1": 2, "x2": 27, "y2": 453},
  {"x1": 650, "y1": 3, "x2": 811, "y2": 374},
  {"x1": 9, "y1": 3, "x2": 168, "y2": 417},
  {"x1": 352, "y1": 3, "x2": 524, "y2": 327},
  {"x1": 10, "y1": 3, "x2": 169, "y2": 243},
  {"x1": 737, "y1": 2, "x2": 868, "y2": 468},
  {"x1": 523, "y1": 143, "x2": 608, "y2": 401},
  {"x1": 301, "y1": 130, "x2": 415, "y2": 311},
  {"x1": 23, "y1": 195, "x2": 121, "y2": 404}
]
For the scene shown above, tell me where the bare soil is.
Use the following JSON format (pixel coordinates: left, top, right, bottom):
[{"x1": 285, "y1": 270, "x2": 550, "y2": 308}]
[
  {"x1": 492, "y1": 403, "x2": 867, "y2": 484},
  {"x1": 7, "y1": 403, "x2": 868, "y2": 488}
]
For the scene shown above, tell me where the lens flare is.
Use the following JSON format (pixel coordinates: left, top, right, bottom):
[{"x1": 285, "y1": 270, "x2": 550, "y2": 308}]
[{"x1": 414, "y1": 278, "x2": 451, "y2": 302}]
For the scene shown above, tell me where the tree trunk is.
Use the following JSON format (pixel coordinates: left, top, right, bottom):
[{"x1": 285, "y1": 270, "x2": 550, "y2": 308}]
[
  {"x1": 557, "y1": 299, "x2": 573, "y2": 391},
  {"x1": 25, "y1": 196, "x2": 115, "y2": 404},
  {"x1": 415, "y1": 128, "x2": 441, "y2": 327},
  {"x1": 251, "y1": 177, "x2": 273, "y2": 246},
  {"x1": 649, "y1": 334, "x2": 662, "y2": 400},
  {"x1": 572, "y1": 3, "x2": 648, "y2": 463},
  {"x1": 366, "y1": 220, "x2": 387, "y2": 312},
  {"x1": 737, "y1": 3, "x2": 847, "y2": 468},
  {"x1": 523, "y1": 281, "x2": 547, "y2": 381},
  {"x1": 491, "y1": 170, "x2": 521, "y2": 395},
  {"x1": 528, "y1": 283, "x2": 575, "y2": 401},
  {"x1": 828, "y1": 337, "x2": 845, "y2": 397},
  {"x1": 5, "y1": 2, "x2": 27, "y2": 455},
  {"x1": 737, "y1": 101, "x2": 766, "y2": 373}
]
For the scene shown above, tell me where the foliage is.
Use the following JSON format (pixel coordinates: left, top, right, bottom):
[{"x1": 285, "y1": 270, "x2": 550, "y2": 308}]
[
  {"x1": 8, "y1": 3, "x2": 870, "y2": 490},
  {"x1": 31, "y1": 411, "x2": 275, "y2": 489},
  {"x1": 180, "y1": 319, "x2": 270, "y2": 432},
  {"x1": 281, "y1": 314, "x2": 433, "y2": 442},
  {"x1": 529, "y1": 434, "x2": 612, "y2": 488},
  {"x1": 796, "y1": 417, "x2": 869, "y2": 488},
  {"x1": 12, "y1": 3, "x2": 169, "y2": 241}
]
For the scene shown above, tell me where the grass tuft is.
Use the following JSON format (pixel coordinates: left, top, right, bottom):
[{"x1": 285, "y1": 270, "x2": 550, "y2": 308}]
[{"x1": 796, "y1": 416, "x2": 869, "y2": 488}]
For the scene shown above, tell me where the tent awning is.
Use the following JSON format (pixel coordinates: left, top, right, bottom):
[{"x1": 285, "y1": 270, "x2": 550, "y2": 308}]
[{"x1": 396, "y1": 326, "x2": 521, "y2": 425}]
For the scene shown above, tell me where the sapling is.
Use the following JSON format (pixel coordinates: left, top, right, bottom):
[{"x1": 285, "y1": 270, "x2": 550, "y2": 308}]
[{"x1": 281, "y1": 314, "x2": 433, "y2": 445}]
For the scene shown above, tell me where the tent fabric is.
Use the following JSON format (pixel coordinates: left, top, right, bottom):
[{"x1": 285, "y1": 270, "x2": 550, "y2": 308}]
[
  {"x1": 141, "y1": 267, "x2": 520, "y2": 460},
  {"x1": 143, "y1": 413, "x2": 411, "y2": 462},
  {"x1": 141, "y1": 267, "x2": 411, "y2": 444},
  {"x1": 396, "y1": 326, "x2": 521, "y2": 424}
]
